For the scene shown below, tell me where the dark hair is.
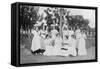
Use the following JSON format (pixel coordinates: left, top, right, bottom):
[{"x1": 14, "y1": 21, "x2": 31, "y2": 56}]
[
  {"x1": 46, "y1": 34, "x2": 51, "y2": 38},
  {"x1": 71, "y1": 35, "x2": 76, "y2": 39}
]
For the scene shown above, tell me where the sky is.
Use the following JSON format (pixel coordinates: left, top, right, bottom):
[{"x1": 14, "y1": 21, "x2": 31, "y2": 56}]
[{"x1": 38, "y1": 6, "x2": 95, "y2": 28}]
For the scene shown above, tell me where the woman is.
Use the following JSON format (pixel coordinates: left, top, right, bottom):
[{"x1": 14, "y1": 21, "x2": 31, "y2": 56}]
[
  {"x1": 60, "y1": 34, "x2": 69, "y2": 56},
  {"x1": 62, "y1": 24, "x2": 69, "y2": 41},
  {"x1": 61, "y1": 34, "x2": 77, "y2": 56},
  {"x1": 51, "y1": 27, "x2": 58, "y2": 40},
  {"x1": 76, "y1": 29, "x2": 87, "y2": 56},
  {"x1": 43, "y1": 35, "x2": 53, "y2": 56},
  {"x1": 78, "y1": 30, "x2": 87, "y2": 56},
  {"x1": 39, "y1": 29, "x2": 46, "y2": 39},
  {"x1": 39, "y1": 23, "x2": 47, "y2": 39},
  {"x1": 31, "y1": 27, "x2": 41, "y2": 53},
  {"x1": 66, "y1": 35, "x2": 77, "y2": 56},
  {"x1": 40, "y1": 34, "x2": 46, "y2": 51},
  {"x1": 52, "y1": 33, "x2": 62, "y2": 56}
]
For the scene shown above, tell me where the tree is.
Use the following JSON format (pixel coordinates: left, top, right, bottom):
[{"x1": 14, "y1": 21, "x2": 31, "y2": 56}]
[
  {"x1": 44, "y1": 7, "x2": 60, "y2": 32},
  {"x1": 44, "y1": 8, "x2": 53, "y2": 26},
  {"x1": 20, "y1": 5, "x2": 38, "y2": 30},
  {"x1": 65, "y1": 14, "x2": 89, "y2": 30}
]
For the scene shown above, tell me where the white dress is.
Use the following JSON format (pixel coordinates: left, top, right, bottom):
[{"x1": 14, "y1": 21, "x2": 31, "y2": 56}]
[
  {"x1": 66, "y1": 36, "x2": 77, "y2": 56},
  {"x1": 31, "y1": 30, "x2": 41, "y2": 52},
  {"x1": 76, "y1": 32, "x2": 87, "y2": 56},
  {"x1": 43, "y1": 38, "x2": 53, "y2": 56},
  {"x1": 39, "y1": 30, "x2": 46, "y2": 39},
  {"x1": 75, "y1": 29, "x2": 81, "y2": 48},
  {"x1": 52, "y1": 37, "x2": 62, "y2": 55},
  {"x1": 60, "y1": 38, "x2": 69, "y2": 56},
  {"x1": 40, "y1": 36, "x2": 45, "y2": 50},
  {"x1": 62, "y1": 24, "x2": 68, "y2": 39},
  {"x1": 60, "y1": 36, "x2": 77, "y2": 56},
  {"x1": 69, "y1": 30, "x2": 74, "y2": 36},
  {"x1": 51, "y1": 29, "x2": 58, "y2": 40}
]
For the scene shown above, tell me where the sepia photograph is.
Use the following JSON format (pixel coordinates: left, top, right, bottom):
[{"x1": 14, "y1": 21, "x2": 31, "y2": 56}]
[{"x1": 19, "y1": 4, "x2": 96, "y2": 64}]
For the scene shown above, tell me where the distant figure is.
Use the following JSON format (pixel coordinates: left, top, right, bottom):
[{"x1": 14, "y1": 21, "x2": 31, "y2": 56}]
[{"x1": 31, "y1": 28, "x2": 41, "y2": 53}]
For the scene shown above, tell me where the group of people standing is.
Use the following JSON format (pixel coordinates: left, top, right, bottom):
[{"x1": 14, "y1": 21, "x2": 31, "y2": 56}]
[{"x1": 31, "y1": 24, "x2": 87, "y2": 57}]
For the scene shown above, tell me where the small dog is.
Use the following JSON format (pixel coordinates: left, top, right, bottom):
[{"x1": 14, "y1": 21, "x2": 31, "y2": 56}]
[{"x1": 31, "y1": 49, "x2": 45, "y2": 55}]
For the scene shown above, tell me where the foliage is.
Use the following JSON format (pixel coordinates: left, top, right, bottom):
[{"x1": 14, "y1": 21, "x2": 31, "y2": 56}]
[
  {"x1": 20, "y1": 5, "x2": 89, "y2": 31},
  {"x1": 20, "y1": 5, "x2": 38, "y2": 30},
  {"x1": 65, "y1": 14, "x2": 89, "y2": 30}
]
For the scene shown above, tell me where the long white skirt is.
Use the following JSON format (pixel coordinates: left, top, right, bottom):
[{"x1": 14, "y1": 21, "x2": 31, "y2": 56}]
[
  {"x1": 60, "y1": 44, "x2": 77, "y2": 56},
  {"x1": 43, "y1": 45, "x2": 54, "y2": 56},
  {"x1": 77, "y1": 38, "x2": 87, "y2": 55},
  {"x1": 40, "y1": 37, "x2": 45, "y2": 50},
  {"x1": 51, "y1": 45, "x2": 61, "y2": 56},
  {"x1": 60, "y1": 44, "x2": 69, "y2": 56},
  {"x1": 31, "y1": 36, "x2": 41, "y2": 52}
]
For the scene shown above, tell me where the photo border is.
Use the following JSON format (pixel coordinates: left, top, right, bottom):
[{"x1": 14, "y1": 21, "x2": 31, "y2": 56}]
[{"x1": 15, "y1": 2, "x2": 98, "y2": 67}]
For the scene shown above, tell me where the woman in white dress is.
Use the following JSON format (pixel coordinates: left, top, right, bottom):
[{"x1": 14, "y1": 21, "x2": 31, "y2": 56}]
[
  {"x1": 78, "y1": 30, "x2": 87, "y2": 56},
  {"x1": 62, "y1": 24, "x2": 69, "y2": 40},
  {"x1": 40, "y1": 34, "x2": 46, "y2": 50},
  {"x1": 75, "y1": 29, "x2": 87, "y2": 56},
  {"x1": 51, "y1": 27, "x2": 58, "y2": 40},
  {"x1": 39, "y1": 29, "x2": 46, "y2": 50},
  {"x1": 52, "y1": 33, "x2": 62, "y2": 56},
  {"x1": 63, "y1": 26, "x2": 73, "y2": 43},
  {"x1": 39, "y1": 29, "x2": 46, "y2": 39},
  {"x1": 75, "y1": 28, "x2": 81, "y2": 49},
  {"x1": 43, "y1": 35, "x2": 53, "y2": 56},
  {"x1": 31, "y1": 27, "x2": 41, "y2": 52},
  {"x1": 61, "y1": 30, "x2": 76, "y2": 56},
  {"x1": 66, "y1": 35, "x2": 77, "y2": 56}
]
